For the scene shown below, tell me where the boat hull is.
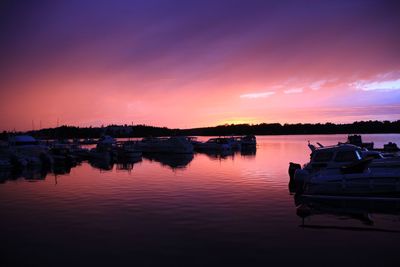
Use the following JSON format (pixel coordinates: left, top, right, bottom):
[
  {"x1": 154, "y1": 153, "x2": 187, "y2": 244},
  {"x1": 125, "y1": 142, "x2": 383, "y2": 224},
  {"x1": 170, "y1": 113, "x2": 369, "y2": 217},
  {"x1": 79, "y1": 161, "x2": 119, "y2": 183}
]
[{"x1": 304, "y1": 172, "x2": 400, "y2": 196}]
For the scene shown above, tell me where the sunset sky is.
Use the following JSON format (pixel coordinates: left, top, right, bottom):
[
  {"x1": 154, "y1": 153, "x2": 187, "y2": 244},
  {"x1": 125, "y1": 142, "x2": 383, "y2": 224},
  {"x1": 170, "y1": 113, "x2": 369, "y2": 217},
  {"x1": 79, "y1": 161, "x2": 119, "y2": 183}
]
[{"x1": 1, "y1": 0, "x2": 399, "y2": 131}]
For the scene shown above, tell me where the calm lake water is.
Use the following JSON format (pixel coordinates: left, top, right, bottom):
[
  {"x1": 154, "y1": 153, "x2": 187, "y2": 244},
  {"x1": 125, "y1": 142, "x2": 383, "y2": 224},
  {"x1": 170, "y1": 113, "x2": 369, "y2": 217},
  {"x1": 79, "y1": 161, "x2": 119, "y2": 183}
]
[{"x1": 1, "y1": 134, "x2": 400, "y2": 266}]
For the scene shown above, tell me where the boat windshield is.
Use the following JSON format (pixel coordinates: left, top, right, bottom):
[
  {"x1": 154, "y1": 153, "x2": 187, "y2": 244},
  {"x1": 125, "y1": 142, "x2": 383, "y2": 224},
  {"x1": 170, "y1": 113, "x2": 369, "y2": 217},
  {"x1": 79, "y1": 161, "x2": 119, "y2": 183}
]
[
  {"x1": 312, "y1": 151, "x2": 333, "y2": 162},
  {"x1": 334, "y1": 150, "x2": 361, "y2": 162}
]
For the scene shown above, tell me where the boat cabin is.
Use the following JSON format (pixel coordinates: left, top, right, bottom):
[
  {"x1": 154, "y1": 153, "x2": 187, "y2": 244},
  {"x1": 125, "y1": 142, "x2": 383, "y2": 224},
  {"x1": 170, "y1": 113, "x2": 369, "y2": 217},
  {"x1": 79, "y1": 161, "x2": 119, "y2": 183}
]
[{"x1": 307, "y1": 144, "x2": 363, "y2": 170}]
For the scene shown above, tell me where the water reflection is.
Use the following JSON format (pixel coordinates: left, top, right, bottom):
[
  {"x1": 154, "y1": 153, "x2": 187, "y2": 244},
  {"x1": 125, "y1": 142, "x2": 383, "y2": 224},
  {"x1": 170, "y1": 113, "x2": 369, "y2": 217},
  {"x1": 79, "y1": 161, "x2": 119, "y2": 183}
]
[
  {"x1": 52, "y1": 161, "x2": 75, "y2": 175},
  {"x1": 89, "y1": 157, "x2": 114, "y2": 171},
  {"x1": 197, "y1": 150, "x2": 235, "y2": 160},
  {"x1": 0, "y1": 166, "x2": 51, "y2": 183},
  {"x1": 240, "y1": 147, "x2": 257, "y2": 158},
  {"x1": 294, "y1": 194, "x2": 400, "y2": 231},
  {"x1": 143, "y1": 153, "x2": 194, "y2": 170},
  {"x1": 1, "y1": 135, "x2": 400, "y2": 266},
  {"x1": 196, "y1": 147, "x2": 257, "y2": 161},
  {"x1": 116, "y1": 158, "x2": 142, "y2": 172},
  {"x1": 0, "y1": 138, "x2": 259, "y2": 181}
]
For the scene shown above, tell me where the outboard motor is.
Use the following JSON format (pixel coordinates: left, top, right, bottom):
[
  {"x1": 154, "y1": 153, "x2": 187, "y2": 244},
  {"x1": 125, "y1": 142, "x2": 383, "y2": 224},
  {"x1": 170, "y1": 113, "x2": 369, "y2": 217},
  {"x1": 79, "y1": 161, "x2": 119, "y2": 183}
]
[
  {"x1": 288, "y1": 162, "x2": 302, "y2": 193},
  {"x1": 288, "y1": 162, "x2": 301, "y2": 182},
  {"x1": 289, "y1": 162, "x2": 310, "y2": 194}
]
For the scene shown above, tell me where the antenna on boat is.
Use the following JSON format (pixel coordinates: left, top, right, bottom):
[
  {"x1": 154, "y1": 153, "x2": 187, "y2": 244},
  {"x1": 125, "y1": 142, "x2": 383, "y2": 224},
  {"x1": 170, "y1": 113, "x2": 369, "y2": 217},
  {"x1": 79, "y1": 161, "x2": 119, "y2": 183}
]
[{"x1": 316, "y1": 142, "x2": 324, "y2": 148}]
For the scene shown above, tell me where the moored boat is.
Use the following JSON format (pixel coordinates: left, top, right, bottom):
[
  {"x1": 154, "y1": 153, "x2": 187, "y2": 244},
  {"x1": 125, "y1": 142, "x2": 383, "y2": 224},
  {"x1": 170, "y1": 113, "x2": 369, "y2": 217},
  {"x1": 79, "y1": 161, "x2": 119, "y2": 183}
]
[
  {"x1": 240, "y1": 135, "x2": 257, "y2": 148},
  {"x1": 8, "y1": 135, "x2": 53, "y2": 168},
  {"x1": 136, "y1": 136, "x2": 193, "y2": 154},
  {"x1": 88, "y1": 135, "x2": 117, "y2": 160},
  {"x1": 194, "y1": 137, "x2": 232, "y2": 152},
  {"x1": 289, "y1": 142, "x2": 400, "y2": 196},
  {"x1": 117, "y1": 141, "x2": 142, "y2": 159}
]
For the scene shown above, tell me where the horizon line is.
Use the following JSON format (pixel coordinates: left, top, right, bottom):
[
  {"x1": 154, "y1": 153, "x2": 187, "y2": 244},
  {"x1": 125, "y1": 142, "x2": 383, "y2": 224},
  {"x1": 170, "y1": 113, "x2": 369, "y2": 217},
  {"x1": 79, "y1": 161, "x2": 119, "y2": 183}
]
[{"x1": 3, "y1": 119, "x2": 400, "y2": 133}]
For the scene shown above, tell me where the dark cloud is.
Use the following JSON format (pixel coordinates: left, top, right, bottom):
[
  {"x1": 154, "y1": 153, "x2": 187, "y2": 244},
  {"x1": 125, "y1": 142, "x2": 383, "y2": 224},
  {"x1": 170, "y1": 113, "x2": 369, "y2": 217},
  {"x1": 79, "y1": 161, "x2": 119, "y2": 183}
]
[{"x1": 1, "y1": 0, "x2": 399, "y2": 78}]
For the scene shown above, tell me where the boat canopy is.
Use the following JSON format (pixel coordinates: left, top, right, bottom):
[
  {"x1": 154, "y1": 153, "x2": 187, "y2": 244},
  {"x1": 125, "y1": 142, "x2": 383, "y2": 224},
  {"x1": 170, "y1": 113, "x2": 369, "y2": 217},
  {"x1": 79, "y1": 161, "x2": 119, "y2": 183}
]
[
  {"x1": 310, "y1": 144, "x2": 363, "y2": 164},
  {"x1": 9, "y1": 135, "x2": 38, "y2": 145}
]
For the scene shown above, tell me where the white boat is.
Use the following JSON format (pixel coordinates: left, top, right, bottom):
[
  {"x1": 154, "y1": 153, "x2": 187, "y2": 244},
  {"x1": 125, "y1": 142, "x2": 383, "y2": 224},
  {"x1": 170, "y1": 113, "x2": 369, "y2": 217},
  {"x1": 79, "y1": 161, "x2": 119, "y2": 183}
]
[
  {"x1": 136, "y1": 136, "x2": 193, "y2": 154},
  {"x1": 289, "y1": 143, "x2": 400, "y2": 196}
]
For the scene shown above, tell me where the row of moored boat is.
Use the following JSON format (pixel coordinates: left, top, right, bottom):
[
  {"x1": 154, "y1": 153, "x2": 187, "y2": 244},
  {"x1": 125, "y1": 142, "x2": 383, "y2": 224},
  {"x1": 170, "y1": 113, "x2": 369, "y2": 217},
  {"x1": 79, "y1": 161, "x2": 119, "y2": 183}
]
[{"x1": 0, "y1": 135, "x2": 257, "y2": 173}]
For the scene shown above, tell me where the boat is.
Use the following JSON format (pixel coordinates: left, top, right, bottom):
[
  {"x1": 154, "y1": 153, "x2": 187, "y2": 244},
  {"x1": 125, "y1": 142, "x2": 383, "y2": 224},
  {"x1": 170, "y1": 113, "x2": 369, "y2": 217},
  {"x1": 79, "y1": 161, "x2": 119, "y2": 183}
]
[
  {"x1": 289, "y1": 142, "x2": 400, "y2": 196},
  {"x1": 8, "y1": 135, "x2": 53, "y2": 168},
  {"x1": 88, "y1": 135, "x2": 117, "y2": 160},
  {"x1": 49, "y1": 143, "x2": 80, "y2": 166},
  {"x1": 240, "y1": 135, "x2": 257, "y2": 148},
  {"x1": 80, "y1": 138, "x2": 97, "y2": 145},
  {"x1": 9, "y1": 135, "x2": 40, "y2": 146},
  {"x1": 360, "y1": 150, "x2": 400, "y2": 169},
  {"x1": 194, "y1": 137, "x2": 232, "y2": 152},
  {"x1": 383, "y1": 142, "x2": 399, "y2": 152},
  {"x1": 97, "y1": 135, "x2": 116, "y2": 147},
  {"x1": 347, "y1": 134, "x2": 374, "y2": 150},
  {"x1": 69, "y1": 143, "x2": 90, "y2": 159},
  {"x1": 187, "y1": 136, "x2": 202, "y2": 146},
  {"x1": 116, "y1": 141, "x2": 142, "y2": 159},
  {"x1": 227, "y1": 137, "x2": 242, "y2": 150},
  {"x1": 136, "y1": 136, "x2": 193, "y2": 154}
]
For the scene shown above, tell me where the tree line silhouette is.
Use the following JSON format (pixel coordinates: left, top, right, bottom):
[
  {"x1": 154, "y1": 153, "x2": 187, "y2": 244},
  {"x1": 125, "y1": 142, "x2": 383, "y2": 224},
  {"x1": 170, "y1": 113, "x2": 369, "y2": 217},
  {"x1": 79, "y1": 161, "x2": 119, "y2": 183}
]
[{"x1": 1, "y1": 120, "x2": 399, "y2": 140}]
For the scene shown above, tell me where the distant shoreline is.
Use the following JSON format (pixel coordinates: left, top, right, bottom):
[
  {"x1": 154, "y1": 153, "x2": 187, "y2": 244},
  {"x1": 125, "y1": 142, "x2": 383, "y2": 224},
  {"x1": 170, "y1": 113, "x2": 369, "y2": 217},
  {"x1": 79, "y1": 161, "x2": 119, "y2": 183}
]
[{"x1": 1, "y1": 120, "x2": 399, "y2": 139}]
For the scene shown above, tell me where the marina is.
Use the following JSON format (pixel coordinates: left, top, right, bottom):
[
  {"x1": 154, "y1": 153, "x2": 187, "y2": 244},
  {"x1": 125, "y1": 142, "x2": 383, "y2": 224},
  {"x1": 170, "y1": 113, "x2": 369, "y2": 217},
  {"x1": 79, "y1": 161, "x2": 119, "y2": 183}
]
[
  {"x1": 1, "y1": 134, "x2": 399, "y2": 266},
  {"x1": 1, "y1": 1, "x2": 399, "y2": 266},
  {"x1": 0, "y1": 134, "x2": 260, "y2": 178}
]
